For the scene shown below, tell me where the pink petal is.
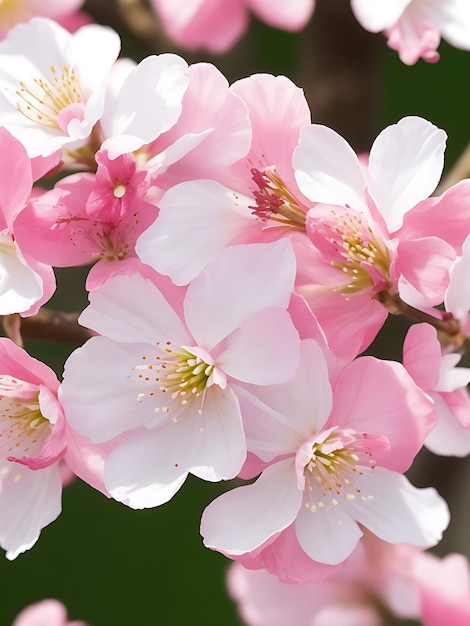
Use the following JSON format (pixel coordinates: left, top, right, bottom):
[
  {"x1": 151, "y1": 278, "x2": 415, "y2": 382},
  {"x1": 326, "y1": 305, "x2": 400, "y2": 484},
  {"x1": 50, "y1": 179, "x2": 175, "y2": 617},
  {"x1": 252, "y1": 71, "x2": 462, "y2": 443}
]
[
  {"x1": 402, "y1": 323, "x2": 441, "y2": 390},
  {"x1": 201, "y1": 458, "x2": 301, "y2": 554}
]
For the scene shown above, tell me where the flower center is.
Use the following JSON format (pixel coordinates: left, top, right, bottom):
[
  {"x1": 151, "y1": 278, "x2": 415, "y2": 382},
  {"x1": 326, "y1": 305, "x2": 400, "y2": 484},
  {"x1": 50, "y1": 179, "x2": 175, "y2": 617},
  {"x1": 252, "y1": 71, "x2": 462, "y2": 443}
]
[
  {"x1": 306, "y1": 205, "x2": 391, "y2": 295},
  {"x1": 0, "y1": 375, "x2": 51, "y2": 459},
  {"x1": 249, "y1": 166, "x2": 307, "y2": 229},
  {"x1": 15, "y1": 64, "x2": 84, "y2": 131},
  {"x1": 297, "y1": 427, "x2": 385, "y2": 512},
  {"x1": 135, "y1": 343, "x2": 220, "y2": 418}
]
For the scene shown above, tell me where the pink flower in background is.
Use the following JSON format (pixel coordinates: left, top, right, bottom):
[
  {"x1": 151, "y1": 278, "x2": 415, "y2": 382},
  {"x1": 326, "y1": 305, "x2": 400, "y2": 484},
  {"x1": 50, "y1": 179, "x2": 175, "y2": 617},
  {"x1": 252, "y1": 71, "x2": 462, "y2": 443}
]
[
  {"x1": 0, "y1": 17, "x2": 120, "y2": 157},
  {"x1": 201, "y1": 339, "x2": 448, "y2": 581},
  {"x1": 13, "y1": 599, "x2": 87, "y2": 626},
  {"x1": 414, "y1": 552, "x2": 470, "y2": 626},
  {"x1": 0, "y1": 0, "x2": 89, "y2": 39},
  {"x1": 150, "y1": 0, "x2": 315, "y2": 53},
  {"x1": 60, "y1": 240, "x2": 300, "y2": 509},
  {"x1": 351, "y1": 0, "x2": 470, "y2": 65}
]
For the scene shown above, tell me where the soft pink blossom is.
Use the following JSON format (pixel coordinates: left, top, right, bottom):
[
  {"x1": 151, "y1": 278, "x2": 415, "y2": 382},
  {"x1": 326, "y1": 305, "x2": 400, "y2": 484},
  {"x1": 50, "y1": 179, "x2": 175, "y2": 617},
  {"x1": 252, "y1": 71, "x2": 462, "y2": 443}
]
[
  {"x1": 60, "y1": 240, "x2": 300, "y2": 509},
  {"x1": 201, "y1": 339, "x2": 448, "y2": 582},
  {"x1": 150, "y1": 0, "x2": 315, "y2": 53},
  {"x1": 403, "y1": 323, "x2": 470, "y2": 457},
  {"x1": 0, "y1": 127, "x2": 55, "y2": 316},
  {"x1": 0, "y1": 1, "x2": 88, "y2": 39},
  {"x1": 0, "y1": 17, "x2": 120, "y2": 157},
  {"x1": 351, "y1": 0, "x2": 470, "y2": 65}
]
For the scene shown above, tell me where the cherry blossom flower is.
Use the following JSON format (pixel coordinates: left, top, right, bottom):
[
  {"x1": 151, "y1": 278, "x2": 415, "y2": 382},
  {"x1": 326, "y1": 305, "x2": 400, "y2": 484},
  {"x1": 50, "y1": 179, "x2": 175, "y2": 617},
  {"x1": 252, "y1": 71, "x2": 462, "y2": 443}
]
[
  {"x1": 136, "y1": 73, "x2": 310, "y2": 285},
  {"x1": 201, "y1": 339, "x2": 448, "y2": 581},
  {"x1": 0, "y1": 1, "x2": 89, "y2": 39},
  {"x1": 351, "y1": 0, "x2": 470, "y2": 65},
  {"x1": 12, "y1": 599, "x2": 87, "y2": 626},
  {"x1": 60, "y1": 240, "x2": 301, "y2": 509},
  {"x1": 0, "y1": 338, "x2": 67, "y2": 559},
  {"x1": 150, "y1": 0, "x2": 315, "y2": 53},
  {"x1": 403, "y1": 323, "x2": 470, "y2": 457},
  {"x1": 12, "y1": 149, "x2": 159, "y2": 289},
  {"x1": 291, "y1": 116, "x2": 470, "y2": 354},
  {"x1": 0, "y1": 127, "x2": 55, "y2": 316},
  {"x1": 0, "y1": 17, "x2": 120, "y2": 157}
]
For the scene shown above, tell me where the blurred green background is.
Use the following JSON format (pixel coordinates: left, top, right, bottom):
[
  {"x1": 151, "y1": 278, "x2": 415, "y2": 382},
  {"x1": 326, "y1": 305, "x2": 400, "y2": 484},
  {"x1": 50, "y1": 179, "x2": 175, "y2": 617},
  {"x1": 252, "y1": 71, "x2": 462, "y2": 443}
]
[{"x1": 2, "y1": 1, "x2": 470, "y2": 624}]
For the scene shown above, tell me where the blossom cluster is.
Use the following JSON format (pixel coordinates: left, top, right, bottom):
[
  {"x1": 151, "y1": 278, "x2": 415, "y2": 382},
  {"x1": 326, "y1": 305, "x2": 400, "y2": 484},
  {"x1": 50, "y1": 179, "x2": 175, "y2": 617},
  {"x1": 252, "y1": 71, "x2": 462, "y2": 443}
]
[{"x1": 0, "y1": 11, "x2": 469, "y2": 626}]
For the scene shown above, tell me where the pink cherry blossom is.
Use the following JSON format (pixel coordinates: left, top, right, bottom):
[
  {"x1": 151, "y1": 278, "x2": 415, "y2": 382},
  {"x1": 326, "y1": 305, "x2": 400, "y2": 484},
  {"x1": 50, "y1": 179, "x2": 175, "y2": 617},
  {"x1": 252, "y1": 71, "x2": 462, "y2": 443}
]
[
  {"x1": 60, "y1": 240, "x2": 300, "y2": 509},
  {"x1": 403, "y1": 323, "x2": 470, "y2": 457},
  {"x1": 150, "y1": 0, "x2": 315, "y2": 53},
  {"x1": 136, "y1": 73, "x2": 311, "y2": 286},
  {"x1": 12, "y1": 599, "x2": 87, "y2": 626},
  {"x1": 351, "y1": 0, "x2": 470, "y2": 65},
  {"x1": 0, "y1": 17, "x2": 120, "y2": 157},
  {"x1": 292, "y1": 116, "x2": 470, "y2": 354},
  {"x1": 0, "y1": 127, "x2": 55, "y2": 316},
  {"x1": 201, "y1": 339, "x2": 448, "y2": 581},
  {"x1": 0, "y1": 338, "x2": 67, "y2": 559},
  {"x1": 12, "y1": 149, "x2": 159, "y2": 289}
]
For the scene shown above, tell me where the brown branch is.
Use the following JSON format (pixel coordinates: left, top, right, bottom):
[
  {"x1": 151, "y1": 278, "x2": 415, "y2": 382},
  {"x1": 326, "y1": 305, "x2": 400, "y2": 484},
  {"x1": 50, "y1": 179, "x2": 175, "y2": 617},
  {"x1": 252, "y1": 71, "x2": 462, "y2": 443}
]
[{"x1": 2, "y1": 310, "x2": 94, "y2": 348}]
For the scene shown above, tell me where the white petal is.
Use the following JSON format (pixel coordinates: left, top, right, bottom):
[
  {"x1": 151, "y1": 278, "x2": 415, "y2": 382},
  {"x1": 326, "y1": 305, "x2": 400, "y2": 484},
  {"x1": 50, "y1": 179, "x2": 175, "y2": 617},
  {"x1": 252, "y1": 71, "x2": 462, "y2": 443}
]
[
  {"x1": 61, "y1": 337, "x2": 158, "y2": 442},
  {"x1": 105, "y1": 427, "x2": 188, "y2": 509},
  {"x1": 343, "y1": 467, "x2": 450, "y2": 548},
  {"x1": 79, "y1": 273, "x2": 190, "y2": 345},
  {"x1": 295, "y1": 494, "x2": 363, "y2": 565},
  {"x1": 0, "y1": 236, "x2": 44, "y2": 315},
  {"x1": 368, "y1": 117, "x2": 446, "y2": 232},
  {"x1": 184, "y1": 239, "x2": 296, "y2": 349},
  {"x1": 293, "y1": 125, "x2": 366, "y2": 210},
  {"x1": 350, "y1": 0, "x2": 412, "y2": 32},
  {"x1": 174, "y1": 386, "x2": 246, "y2": 481},
  {"x1": 0, "y1": 460, "x2": 62, "y2": 560},
  {"x1": 136, "y1": 180, "x2": 255, "y2": 286},
  {"x1": 219, "y1": 307, "x2": 299, "y2": 385},
  {"x1": 201, "y1": 458, "x2": 301, "y2": 554}
]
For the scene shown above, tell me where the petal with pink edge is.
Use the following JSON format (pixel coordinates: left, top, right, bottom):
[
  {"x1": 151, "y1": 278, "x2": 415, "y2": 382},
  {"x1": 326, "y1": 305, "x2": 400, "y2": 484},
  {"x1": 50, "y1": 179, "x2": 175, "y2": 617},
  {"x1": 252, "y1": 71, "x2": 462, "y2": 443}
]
[{"x1": 201, "y1": 458, "x2": 301, "y2": 554}]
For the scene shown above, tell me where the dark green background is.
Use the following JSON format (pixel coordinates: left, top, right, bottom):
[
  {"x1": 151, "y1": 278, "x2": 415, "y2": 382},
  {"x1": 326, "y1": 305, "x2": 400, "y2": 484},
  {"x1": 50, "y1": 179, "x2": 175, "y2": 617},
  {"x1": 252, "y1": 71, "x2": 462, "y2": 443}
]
[{"x1": 2, "y1": 1, "x2": 470, "y2": 624}]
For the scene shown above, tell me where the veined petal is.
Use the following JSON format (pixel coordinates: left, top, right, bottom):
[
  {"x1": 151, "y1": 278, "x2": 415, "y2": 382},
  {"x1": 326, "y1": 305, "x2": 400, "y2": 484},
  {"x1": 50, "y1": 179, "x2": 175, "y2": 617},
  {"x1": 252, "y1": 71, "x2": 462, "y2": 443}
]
[
  {"x1": 201, "y1": 458, "x2": 301, "y2": 554},
  {"x1": 184, "y1": 239, "x2": 296, "y2": 350},
  {"x1": 368, "y1": 117, "x2": 446, "y2": 233}
]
